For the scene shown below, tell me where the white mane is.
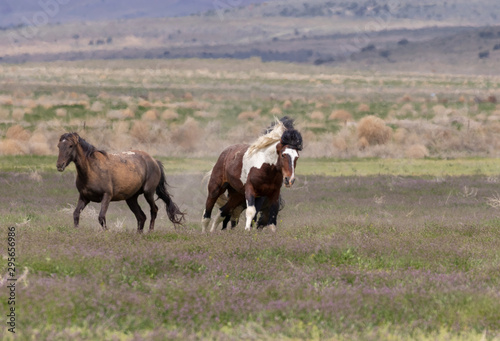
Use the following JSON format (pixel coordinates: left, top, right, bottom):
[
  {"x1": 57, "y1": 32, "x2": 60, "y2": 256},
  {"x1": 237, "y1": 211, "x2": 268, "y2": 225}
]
[{"x1": 247, "y1": 119, "x2": 285, "y2": 156}]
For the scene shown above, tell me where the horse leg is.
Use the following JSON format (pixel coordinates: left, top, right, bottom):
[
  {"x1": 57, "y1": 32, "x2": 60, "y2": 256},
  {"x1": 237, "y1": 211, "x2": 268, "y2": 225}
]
[
  {"x1": 244, "y1": 186, "x2": 258, "y2": 231},
  {"x1": 230, "y1": 203, "x2": 245, "y2": 229},
  {"x1": 144, "y1": 190, "x2": 158, "y2": 232},
  {"x1": 252, "y1": 197, "x2": 266, "y2": 228},
  {"x1": 264, "y1": 194, "x2": 281, "y2": 233},
  {"x1": 202, "y1": 181, "x2": 227, "y2": 233},
  {"x1": 73, "y1": 195, "x2": 89, "y2": 228},
  {"x1": 222, "y1": 215, "x2": 231, "y2": 230},
  {"x1": 209, "y1": 209, "x2": 224, "y2": 233},
  {"x1": 97, "y1": 193, "x2": 112, "y2": 230},
  {"x1": 218, "y1": 189, "x2": 246, "y2": 231},
  {"x1": 126, "y1": 195, "x2": 147, "y2": 233}
]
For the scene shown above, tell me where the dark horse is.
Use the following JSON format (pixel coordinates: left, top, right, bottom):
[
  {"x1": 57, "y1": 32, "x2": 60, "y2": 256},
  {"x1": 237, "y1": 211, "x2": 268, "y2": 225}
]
[
  {"x1": 57, "y1": 132, "x2": 185, "y2": 232},
  {"x1": 202, "y1": 118, "x2": 302, "y2": 232}
]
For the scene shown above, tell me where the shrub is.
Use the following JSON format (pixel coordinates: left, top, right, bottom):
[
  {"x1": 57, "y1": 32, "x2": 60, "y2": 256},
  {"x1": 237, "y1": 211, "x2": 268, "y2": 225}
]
[
  {"x1": 238, "y1": 110, "x2": 261, "y2": 121},
  {"x1": 29, "y1": 132, "x2": 51, "y2": 155},
  {"x1": 358, "y1": 103, "x2": 370, "y2": 112},
  {"x1": 329, "y1": 109, "x2": 353, "y2": 122},
  {"x1": 479, "y1": 51, "x2": 490, "y2": 59},
  {"x1": 0, "y1": 139, "x2": 27, "y2": 155},
  {"x1": 161, "y1": 109, "x2": 179, "y2": 120},
  {"x1": 55, "y1": 108, "x2": 67, "y2": 117},
  {"x1": 130, "y1": 121, "x2": 151, "y2": 143},
  {"x1": 90, "y1": 101, "x2": 104, "y2": 112},
  {"x1": 309, "y1": 111, "x2": 325, "y2": 120},
  {"x1": 170, "y1": 117, "x2": 203, "y2": 152},
  {"x1": 405, "y1": 144, "x2": 429, "y2": 159},
  {"x1": 142, "y1": 110, "x2": 158, "y2": 121},
  {"x1": 6, "y1": 125, "x2": 30, "y2": 141},
  {"x1": 357, "y1": 115, "x2": 392, "y2": 145}
]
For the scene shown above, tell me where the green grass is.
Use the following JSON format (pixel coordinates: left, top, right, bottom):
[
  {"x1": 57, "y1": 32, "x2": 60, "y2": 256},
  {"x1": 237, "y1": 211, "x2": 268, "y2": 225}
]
[{"x1": 3, "y1": 155, "x2": 500, "y2": 177}]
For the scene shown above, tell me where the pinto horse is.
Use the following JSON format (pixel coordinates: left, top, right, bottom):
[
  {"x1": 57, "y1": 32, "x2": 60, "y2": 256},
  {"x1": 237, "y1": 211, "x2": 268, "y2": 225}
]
[
  {"x1": 202, "y1": 119, "x2": 302, "y2": 232},
  {"x1": 57, "y1": 132, "x2": 185, "y2": 232}
]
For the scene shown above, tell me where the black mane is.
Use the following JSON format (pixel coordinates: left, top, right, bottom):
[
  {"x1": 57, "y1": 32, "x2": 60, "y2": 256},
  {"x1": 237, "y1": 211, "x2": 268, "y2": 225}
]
[
  {"x1": 281, "y1": 129, "x2": 303, "y2": 151},
  {"x1": 264, "y1": 116, "x2": 295, "y2": 134},
  {"x1": 60, "y1": 132, "x2": 106, "y2": 158}
]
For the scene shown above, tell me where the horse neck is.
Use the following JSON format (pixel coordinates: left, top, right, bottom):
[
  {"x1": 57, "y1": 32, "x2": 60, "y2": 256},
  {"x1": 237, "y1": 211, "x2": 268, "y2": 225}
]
[{"x1": 73, "y1": 144, "x2": 93, "y2": 180}]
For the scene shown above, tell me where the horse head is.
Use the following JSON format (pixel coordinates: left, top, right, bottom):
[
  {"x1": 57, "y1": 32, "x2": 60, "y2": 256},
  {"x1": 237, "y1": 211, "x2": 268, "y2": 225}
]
[
  {"x1": 57, "y1": 132, "x2": 79, "y2": 172},
  {"x1": 278, "y1": 128, "x2": 303, "y2": 188}
]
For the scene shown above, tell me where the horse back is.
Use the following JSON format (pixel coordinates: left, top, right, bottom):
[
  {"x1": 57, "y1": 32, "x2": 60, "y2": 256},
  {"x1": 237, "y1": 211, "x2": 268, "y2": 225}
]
[
  {"x1": 211, "y1": 144, "x2": 249, "y2": 192},
  {"x1": 96, "y1": 150, "x2": 160, "y2": 201}
]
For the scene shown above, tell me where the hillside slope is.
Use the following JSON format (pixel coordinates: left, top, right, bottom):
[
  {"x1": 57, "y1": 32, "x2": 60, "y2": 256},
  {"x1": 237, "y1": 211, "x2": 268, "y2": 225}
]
[{"x1": 1, "y1": 0, "x2": 500, "y2": 74}]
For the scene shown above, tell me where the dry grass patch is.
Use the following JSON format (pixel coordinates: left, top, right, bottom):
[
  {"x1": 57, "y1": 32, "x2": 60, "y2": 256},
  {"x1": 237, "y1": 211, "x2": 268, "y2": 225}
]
[
  {"x1": 90, "y1": 101, "x2": 104, "y2": 112},
  {"x1": 270, "y1": 106, "x2": 282, "y2": 115},
  {"x1": 55, "y1": 108, "x2": 67, "y2": 117},
  {"x1": 0, "y1": 107, "x2": 10, "y2": 119},
  {"x1": 194, "y1": 110, "x2": 215, "y2": 118},
  {"x1": 0, "y1": 139, "x2": 28, "y2": 155},
  {"x1": 106, "y1": 110, "x2": 133, "y2": 120},
  {"x1": 170, "y1": 117, "x2": 203, "y2": 152},
  {"x1": 28, "y1": 132, "x2": 51, "y2": 155},
  {"x1": 12, "y1": 108, "x2": 27, "y2": 120},
  {"x1": 142, "y1": 109, "x2": 158, "y2": 121},
  {"x1": 7, "y1": 125, "x2": 30, "y2": 141},
  {"x1": 400, "y1": 94, "x2": 412, "y2": 102},
  {"x1": 130, "y1": 121, "x2": 152, "y2": 143},
  {"x1": 333, "y1": 136, "x2": 348, "y2": 152},
  {"x1": 161, "y1": 109, "x2": 179, "y2": 120},
  {"x1": 309, "y1": 110, "x2": 325, "y2": 120},
  {"x1": 238, "y1": 109, "x2": 261, "y2": 121},
  {"x1": 329, "y1": 109, "x2": 353, "y2": 122},
  {"x1": 358, "y1": 103, "x2": 370, "y2": 112},
  {"x1": 405, "y1": 144, "x2": 429, "y2": 159},
  {"x1": 357, "y1": 115, "x2": 392, "y2": 146}
]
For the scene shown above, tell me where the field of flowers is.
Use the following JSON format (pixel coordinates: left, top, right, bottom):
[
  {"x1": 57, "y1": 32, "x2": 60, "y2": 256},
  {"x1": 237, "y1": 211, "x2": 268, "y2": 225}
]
[{"x1": 1, "y1": 159, "x2": 500, "y2": 340}]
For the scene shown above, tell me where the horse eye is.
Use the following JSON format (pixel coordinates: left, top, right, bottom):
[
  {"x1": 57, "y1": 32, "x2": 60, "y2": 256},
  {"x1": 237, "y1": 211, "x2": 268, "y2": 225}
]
[{"x1": 69, "y1": 145, "x2": 73, "y2": 148}]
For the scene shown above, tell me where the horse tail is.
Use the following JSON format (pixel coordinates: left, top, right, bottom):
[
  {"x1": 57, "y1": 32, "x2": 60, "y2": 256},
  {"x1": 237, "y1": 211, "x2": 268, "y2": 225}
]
[
  {"x1": 155, "y1": 160, "x2": 185, "y2": 227},
  {"x1": 202, "y1": 169, "x2": 212, "y2": 184}
]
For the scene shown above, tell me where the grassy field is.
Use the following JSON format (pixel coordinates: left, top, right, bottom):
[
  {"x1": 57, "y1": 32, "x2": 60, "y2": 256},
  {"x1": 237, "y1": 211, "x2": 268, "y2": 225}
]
[
  {"x1": 1, "y1": 59, "x2": 500, "y2": 339},
  {"x1": 1, "y1": 157, "x2": 500, "y2": 340}
]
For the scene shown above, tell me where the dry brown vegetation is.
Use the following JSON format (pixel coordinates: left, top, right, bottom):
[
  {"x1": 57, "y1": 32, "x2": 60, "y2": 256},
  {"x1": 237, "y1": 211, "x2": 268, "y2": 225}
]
[
  {"x1": 1, "y1": 60, "x2": 500, "y2": 159},
  {"x1": 357, "y1": 115, "x2": 392, "y2": 146}
]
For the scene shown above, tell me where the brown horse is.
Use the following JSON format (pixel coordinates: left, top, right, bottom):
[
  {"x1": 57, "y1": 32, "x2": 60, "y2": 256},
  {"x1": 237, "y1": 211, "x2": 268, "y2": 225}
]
[
  {"x1": 202, "y1": 119, "x2": 302, "y2": 232},
  {"x1": 57, "y1": 132, "x2": 185, "y2": 232}
]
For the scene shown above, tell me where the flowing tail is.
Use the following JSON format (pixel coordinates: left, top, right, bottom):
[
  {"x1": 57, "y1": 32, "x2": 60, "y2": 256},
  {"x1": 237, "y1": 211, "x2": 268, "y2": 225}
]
[{"x1": 156, "y1": 160, "x2": 185, "y2": 227}]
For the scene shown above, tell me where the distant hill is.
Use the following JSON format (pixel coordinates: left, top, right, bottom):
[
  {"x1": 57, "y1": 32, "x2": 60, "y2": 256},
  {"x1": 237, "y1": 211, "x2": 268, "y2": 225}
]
[
  {"x1": 214, "y1": 0, "x2": 500, "y2": 26},
  {"x1": 1, "y1": 0, "x2": 500, "y2": 74},
  {"x1": 0, "y1": 0, "x2": 270, "y2": 27}
]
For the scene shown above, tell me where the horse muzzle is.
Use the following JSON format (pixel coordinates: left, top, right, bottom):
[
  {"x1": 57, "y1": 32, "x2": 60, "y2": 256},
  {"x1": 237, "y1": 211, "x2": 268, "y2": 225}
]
[
  {"x1": 284, "y1": 176, "x2": 295, "y2": 188},
  {"x1": 57, "y1": 163, "x2": 66, "y2": 172}
]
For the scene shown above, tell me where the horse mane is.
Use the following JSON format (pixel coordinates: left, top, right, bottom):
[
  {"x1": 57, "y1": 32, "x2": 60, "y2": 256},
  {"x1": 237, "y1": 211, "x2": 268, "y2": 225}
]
[
  {"x1": 247, "y1": 119, "x2": 286, "y2": 155},
  {"x1": 263, "y1": 116, "x2": 295, "y2": 134},
  {"x1": 281, "y1": 128, "x2": 303, "y2": 151},
  {"x1": 60, "y1": 132, "x2": 107, "y2": 158}
]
